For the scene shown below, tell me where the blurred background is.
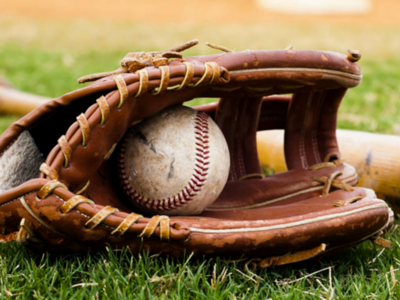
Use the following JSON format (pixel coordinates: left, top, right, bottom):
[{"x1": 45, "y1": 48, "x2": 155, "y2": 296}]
[{"x1": 0, "y1": 0, "x2": 399, "y2": 133}]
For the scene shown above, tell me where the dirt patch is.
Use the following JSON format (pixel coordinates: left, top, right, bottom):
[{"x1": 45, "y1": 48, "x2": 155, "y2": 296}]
[{"x1": 1, "y1": 0, "x2": 399, "y2": 26}]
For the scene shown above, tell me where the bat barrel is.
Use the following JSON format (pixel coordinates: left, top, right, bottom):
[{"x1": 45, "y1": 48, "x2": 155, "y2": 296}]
[{"x1": 257, "y1": 129, "x2": 400, "y2": 212}]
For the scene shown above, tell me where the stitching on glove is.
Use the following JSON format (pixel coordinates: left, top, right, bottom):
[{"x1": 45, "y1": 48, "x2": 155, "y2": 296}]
[
  {"x1": 113, "y1": 75, "x2": 129, "y2": 109},
  {"x1": 111, "y1": 212, "x2": 143, "y2": 236},
  {"x1": 238, "y1": 173, "x2": 265, "y2": 180},
  {"x1": 300, "y1": 92, "x2": 313, "y2": 169},
  {"x1": 308, "y1": 160, "x2": 355, "y2": 196},
  {"x1": 314, "y1": 177, "x2": 354, "y2": 193},
  {"x1": 322, "y1": 170, "x2": 342, "y2": 196},
  {"x1": 237, "y1": 99, "x2": 257, "y2": 178},
  {"x1": 228, "y1": 101, "x2": 240, "y2": 180},
  {"x1": 77, "y1": 114, "x2": 91, "y2": 147},
  {"x1": 75, "y1": 180, "x2": 90, "y2": 195},
  {"x1": 312, "y1": 174, "x2": 354, "y2": 197},
  {"x1": 60, "y1": 194, "x2": 171, "y2": 240},
  {"x1": 37, "y1": 179, "x2": 68, "y2": 199},
  {"x1": 96, "y1": 96, "x2": 110, "y2": 126},
  {"x1": 311, "y1": 91, "x2": 326, "y2": 164},
  {"x1": 308, "y1": 161, "x2": 338, "y2": 171},
  {"x1": 208, "y1": 61, "x2": 219, "y2": 83},
  {"x1": 85, "y1": 206, "x2": 119, "y2": 230},
  {"x1": 19, "y1": 196, "x2": 64, "y2": 236},
  {"x1": 118, "y1": 111, "x2": 210, "y2": 211},
  {"x1": 167, "y1": 62, "x2": 195, "y2": 91},
  {"x1": 60, "y1": 195, "x2": 95, "y2": 214},
  {"x1": 0, "y1": 218, "x2": 38, "y2": 244},
  {"x1": 189, "y1": 62, "x2": 212, "y2": 87},
  {"x1": 153, "y1": 57, "x2": 168, "y2": 68},
  {"x1": 58, "y1": 135, "x2": 72, "y2": 168},
  {"x1": 39, "y1": 163, "x2": 59, "y2": 180},
  {"x1": 333, "y1": 196, "x2": 363, "y2": 207},
  {"x1": 133, "y1": 69, "x2": 149, "y2": 98},
  {"x1": 151, "y1": 66, "x2": 170, "y2": 95},
  {"x1": 131, "y1": 119, "x2": 143, "y2": 126},
  {"x1": 138, "y1": 215, "x2": 170, "y2": 240},
  {"x1": 104, "y1": 143, "x2": 117, "y2": 161},
  {"x1": 30, "y1": 178, "x2": 175, "y2": 240},
  {"x1": 229, "y1": 67, "x2": 362, "y2": 80},
  {"x1": 193, "y1": 203, "x2": 389, "y2": 235}
]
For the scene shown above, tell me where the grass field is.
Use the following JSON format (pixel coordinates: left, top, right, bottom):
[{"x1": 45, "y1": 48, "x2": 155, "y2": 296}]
[{"x1": 1, "y1": 3, "x2": 400, "y2": 298}]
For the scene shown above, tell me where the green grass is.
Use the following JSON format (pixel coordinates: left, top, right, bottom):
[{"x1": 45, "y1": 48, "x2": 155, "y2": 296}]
[
  {"x1": 1, "y1": 16, "x2": 400, "y2": 299},
  {"x1": 1, "y1": 236, "x2": 400, "y2": 299},
  {"x1": 340, "y1": 59, "x2": 400, "y2": 134}
]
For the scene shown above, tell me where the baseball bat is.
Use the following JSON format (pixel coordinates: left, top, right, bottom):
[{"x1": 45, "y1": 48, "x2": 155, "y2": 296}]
[
  {"x1": 0, "y1": 79, "x2": 50, "y2": 116},
  {"x1": 257, "y1": 129, "x2": 400, "y2": 213}
]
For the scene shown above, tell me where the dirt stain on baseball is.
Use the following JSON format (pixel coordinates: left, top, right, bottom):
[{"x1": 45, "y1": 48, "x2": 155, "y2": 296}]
[
  {"x1": 136, "y1": 129, "x2": 157, "y2": 154},
  {"x1": 168, "y1": 157, "x2": 175, "y2": 179}
]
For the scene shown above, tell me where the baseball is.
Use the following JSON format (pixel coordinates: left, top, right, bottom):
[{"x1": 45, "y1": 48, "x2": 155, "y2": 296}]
[{"x1": 117, "y1": 105, "x2": 230, "y2": 215}]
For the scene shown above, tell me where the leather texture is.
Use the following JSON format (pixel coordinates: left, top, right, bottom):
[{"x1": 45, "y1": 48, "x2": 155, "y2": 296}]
[{"x1": 0, "y1": 48, "x2": 393, "y2": 266}]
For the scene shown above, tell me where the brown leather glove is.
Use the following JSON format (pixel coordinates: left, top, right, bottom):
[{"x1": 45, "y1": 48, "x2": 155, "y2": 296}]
[{"x1": 0, "y1": 41, "x2": 393, "y2": 267}]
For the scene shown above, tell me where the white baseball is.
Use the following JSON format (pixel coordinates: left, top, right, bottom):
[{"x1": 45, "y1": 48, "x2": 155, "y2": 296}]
[{"x1": 117, "y1": 105, "x2": 230, "y2": 215}]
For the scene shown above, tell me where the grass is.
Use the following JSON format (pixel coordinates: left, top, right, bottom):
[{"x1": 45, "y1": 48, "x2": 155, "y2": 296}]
[
  {"x1": 1, "y1": 15, "x2": 400, "y2": 299},
  {"x1": 1, "y1": 236, "x2": 400, "y2": 299}
]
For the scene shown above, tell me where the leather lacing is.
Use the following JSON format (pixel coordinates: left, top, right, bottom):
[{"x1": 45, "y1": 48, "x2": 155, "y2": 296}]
[
  {"x1": 76, "y1": 114, "x2": 90, "y2": 147},
  {"x1": 309, "y1": 160, "x2": 356, "y2": 202},
  {"x1": 96, "y1": 96, "x2": 110, "y2": 126},
  {"x1": 238, "y1": 173, "x2": 265, "y2": 180},
  {"x1": 77, "y1": 39, "x2": 229, "y2": 84},
  {"x1": 0, "y1": 218, "x2": 40, "y2": 245},
  {"x1": 245, "y1": 244, "x2": 327, "y2": 269},
  {"x1": 26, "y1": 177, "x2": 172, "y2": 241},
  {"x1": 58, "y1": 136, "x2": 72, "y2": 168},
  {"x1": 78, "y1": 39, "x2": 199, "y2": 83},
  {"x1": 114, "y1": 75, "x2": 129, "y2": 108}
]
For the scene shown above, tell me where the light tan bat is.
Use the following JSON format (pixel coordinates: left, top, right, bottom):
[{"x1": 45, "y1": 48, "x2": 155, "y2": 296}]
[
  {"x1": 257, "y1": 129, "x2": 400, "y2": 213},
  {"x1": 0, "y1": 78, "x2": 50, "y2": 116}
]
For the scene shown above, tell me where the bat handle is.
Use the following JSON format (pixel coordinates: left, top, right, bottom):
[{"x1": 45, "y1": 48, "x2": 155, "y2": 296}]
[{"x1": 0, "y1": 86, "x2": 51, "y2": 116}]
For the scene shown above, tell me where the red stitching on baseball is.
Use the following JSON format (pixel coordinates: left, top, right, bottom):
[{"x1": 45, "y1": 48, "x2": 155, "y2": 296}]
[{"x1": 118, "y1": 111, "x2": 210, "y2": 211}]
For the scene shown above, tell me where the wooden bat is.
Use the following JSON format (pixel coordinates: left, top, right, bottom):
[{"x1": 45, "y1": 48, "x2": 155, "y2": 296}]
[
  {"x1": 0, "y1": 80, "x2": 50, "y2": 116},
  {"x1": 257, "y1": 129, "x2": 400, "y2": 213}
]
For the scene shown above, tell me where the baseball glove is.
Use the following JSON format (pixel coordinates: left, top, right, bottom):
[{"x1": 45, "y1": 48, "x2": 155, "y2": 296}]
[{"x1": 0, "y1": 41, "x2": 393, "y2": 267}]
